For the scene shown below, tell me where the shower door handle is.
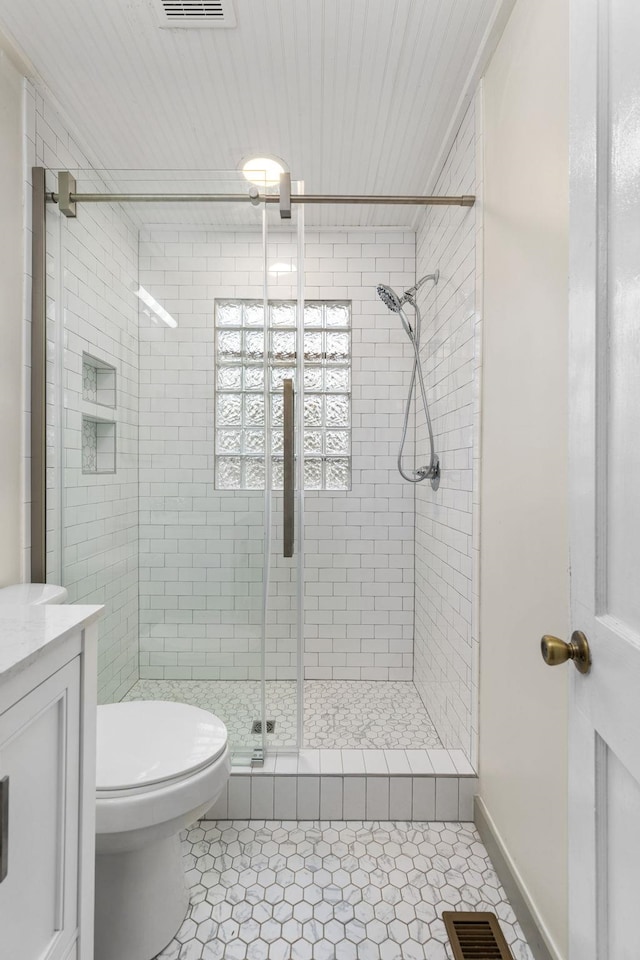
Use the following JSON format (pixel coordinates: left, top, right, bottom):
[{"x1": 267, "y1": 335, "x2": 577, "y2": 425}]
[{"x1": 283, "y1": 379, "x2": 295, "y2": 558}]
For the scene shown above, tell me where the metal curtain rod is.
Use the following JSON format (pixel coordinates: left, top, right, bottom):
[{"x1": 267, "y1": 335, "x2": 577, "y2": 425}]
[
  {"x1": 48, "y1": 192, "x2": 475, "y2": 205},
  {"x1": 51, "y1": 171, "x2": 475, "y2": 219},
  {"x1": 280, "y1": 195, "x2": 475, "y2": 205}
]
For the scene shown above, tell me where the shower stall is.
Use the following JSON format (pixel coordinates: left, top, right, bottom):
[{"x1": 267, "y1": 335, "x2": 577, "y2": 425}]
[{"x1": 39, "y1": 166, "x2": 474, "y2": 768}]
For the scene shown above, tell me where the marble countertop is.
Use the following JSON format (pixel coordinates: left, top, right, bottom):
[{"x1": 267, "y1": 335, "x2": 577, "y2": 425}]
[{"x1": 0, "y1": 604, "x2": 103, "y2": 683}]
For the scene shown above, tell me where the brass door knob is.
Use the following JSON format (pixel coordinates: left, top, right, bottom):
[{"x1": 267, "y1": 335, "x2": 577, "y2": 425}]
[{"x1": 541, "y1": 631, "x2": 591, "y2": 674}]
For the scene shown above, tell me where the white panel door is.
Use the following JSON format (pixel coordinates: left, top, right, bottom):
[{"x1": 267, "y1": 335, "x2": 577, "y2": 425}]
[{"x1": 569, "y1": 0, "x2": 640, "y2": 956}]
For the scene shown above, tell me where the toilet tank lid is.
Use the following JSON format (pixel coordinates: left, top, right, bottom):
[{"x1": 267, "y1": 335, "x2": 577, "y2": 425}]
[
  {"x1": 0, "y1": 583, "x2": 69, "y2": 605},
  {"x1": 96, "y1": 701, "x2": 228, "y2": 791}
]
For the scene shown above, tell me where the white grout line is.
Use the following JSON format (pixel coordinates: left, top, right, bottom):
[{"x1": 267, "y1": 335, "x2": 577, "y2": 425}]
[
  {"x1": 385, "y1": 750, "x2": 412, "y2": 775},
  {"x1": 405, "y1": 749, "x2": 435, "y2": 775},
  {"x1": 428, "y1": 749, "x2": 458, "y2": 775},
  {"x1": 274, "y1": 752, "x2": 299, "y2": 774},
  {"x1": 340, "y1": 749, "x2": 366, "y2": 774},
  {"x1": 448, "y1": 748, "x2": 476, "y2": 776},
  {"x1": 363, "y1": 750, "x2": 388, "y2": 775}
]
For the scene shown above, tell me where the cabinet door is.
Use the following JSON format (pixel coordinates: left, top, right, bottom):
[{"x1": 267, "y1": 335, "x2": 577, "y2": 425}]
[{"x1": 0, "y1": 658, "x2": 80, "y2": 960}]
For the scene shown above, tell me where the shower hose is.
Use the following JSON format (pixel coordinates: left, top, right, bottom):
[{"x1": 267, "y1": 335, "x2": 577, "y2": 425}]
[{"x1": 397, "y1": 301, "x2": 439, "y2": 484}]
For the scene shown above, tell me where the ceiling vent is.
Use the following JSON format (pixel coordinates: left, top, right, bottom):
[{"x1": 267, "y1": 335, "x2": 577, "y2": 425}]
[{"x1": 157, "y1": 0, "x2": 236, "y2": 28}]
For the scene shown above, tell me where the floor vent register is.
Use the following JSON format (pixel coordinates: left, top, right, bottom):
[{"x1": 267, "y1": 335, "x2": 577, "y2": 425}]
[{"x1": 443, "y1": 911, "x2": 514, "y2": 960}]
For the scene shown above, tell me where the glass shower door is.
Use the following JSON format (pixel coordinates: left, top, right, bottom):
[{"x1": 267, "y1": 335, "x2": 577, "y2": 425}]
[
  {"x1": 134, "y1": 173, "x2": 271, "y2": 764},
  {"x1": 46, "y1": 168, "x2": 302, "y2": 763},
  {"x1": 261, "y1": 185, "x2": 306, "y2": 752}
]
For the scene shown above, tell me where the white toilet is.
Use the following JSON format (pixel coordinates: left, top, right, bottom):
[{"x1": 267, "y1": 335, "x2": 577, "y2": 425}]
[
  {"x1": 0, "y1": 582, "x2": 231, "y2": 960},
  {"x1": 95, "y1": 700, "x2": 230, "y2": 960}
]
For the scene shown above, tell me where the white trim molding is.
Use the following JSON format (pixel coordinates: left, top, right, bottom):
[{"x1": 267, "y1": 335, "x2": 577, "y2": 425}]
[{"x1": 475, "y1": 796, "x2": 564, "y2": 960}]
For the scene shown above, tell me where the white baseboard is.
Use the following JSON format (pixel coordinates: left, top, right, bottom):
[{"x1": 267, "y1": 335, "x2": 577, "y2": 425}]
[{"x1": 474, "y1": 796, "x2": 565, "y2": 960}]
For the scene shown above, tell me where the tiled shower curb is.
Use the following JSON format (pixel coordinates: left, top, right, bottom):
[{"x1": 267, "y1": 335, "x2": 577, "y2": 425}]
[{"x1": 205, "y1": 749, "x2": 477, "y2": 821}]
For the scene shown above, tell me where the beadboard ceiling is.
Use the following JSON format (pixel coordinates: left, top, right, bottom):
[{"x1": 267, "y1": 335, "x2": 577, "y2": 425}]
[{"x1": 0, "y1": 0, "x2": 502, "y2": 226}]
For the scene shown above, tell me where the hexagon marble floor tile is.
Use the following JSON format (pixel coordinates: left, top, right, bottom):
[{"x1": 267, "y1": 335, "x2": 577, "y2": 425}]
[{"x1": 154, "y1": 821, "x2": 534, "y2": 960}]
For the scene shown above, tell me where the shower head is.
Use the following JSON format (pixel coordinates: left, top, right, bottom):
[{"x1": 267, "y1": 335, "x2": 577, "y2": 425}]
[
  {"x1": 376, "y1": 284, "x2": 403, "y2": 313},
  {"x1": 377, "y1": 270, "x2": 439, "y2": 338},
  {"x1": 376, "y1": 271, "x2": 439, "y2": 314},
  {"x1": 376, "y1": 284, "x2": 413, "y2": 337}
]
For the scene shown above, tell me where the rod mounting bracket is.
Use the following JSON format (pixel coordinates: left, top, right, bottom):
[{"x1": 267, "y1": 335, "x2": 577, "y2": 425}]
[
  {"x1": 58, "y1": 171, "x2": 77, "y2": 218},
  {"x1": 279, "y1": 172, "x2": 291, "y2": 219}
]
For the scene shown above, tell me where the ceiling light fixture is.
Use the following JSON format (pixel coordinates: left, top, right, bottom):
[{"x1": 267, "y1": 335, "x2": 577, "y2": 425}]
[{"x1": 242, "y1": 156, "x2": 286, "y2": 188}]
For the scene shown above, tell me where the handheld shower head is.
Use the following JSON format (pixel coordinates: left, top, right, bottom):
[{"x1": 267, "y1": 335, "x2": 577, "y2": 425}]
[
  {"x1": 376, "y1": 284, "x2": 413, "y2": 336},
  {"x1": 376, "y1": 284, "x2": 403, "y2": 313},
  {"x1": 377, "y1": 271, "x2": 439, "y2": 315}
]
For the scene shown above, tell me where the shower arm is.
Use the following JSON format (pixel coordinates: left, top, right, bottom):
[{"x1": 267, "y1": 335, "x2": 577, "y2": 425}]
[{"x1": 402, "y1": 270, "x2": 440, "y2": 305}]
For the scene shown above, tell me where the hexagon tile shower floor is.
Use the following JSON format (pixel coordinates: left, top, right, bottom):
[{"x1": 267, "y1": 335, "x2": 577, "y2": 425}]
[
  {"x1": 124, "y1": 680, "x2": 442, "y2": 752},
  {"x1": 154, "y1": 821, "x2": 533, "y2": 960}
]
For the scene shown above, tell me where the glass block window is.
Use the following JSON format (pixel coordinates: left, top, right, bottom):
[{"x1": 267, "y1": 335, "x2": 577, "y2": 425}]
[{"x1": 215, "y1": 300, "x2": 351, "y2": 490}]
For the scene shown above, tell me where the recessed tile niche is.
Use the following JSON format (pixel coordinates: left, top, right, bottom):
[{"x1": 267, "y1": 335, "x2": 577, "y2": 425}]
[
  {"x1": 82, "y1": 418, "x2": 116, "y2": 474},
  {"x1": 81, "y1": 353, "x2": 117, "y2": 474},
  {"x1": 82, "y1": 353, "x2": 116, "y2": 407}
]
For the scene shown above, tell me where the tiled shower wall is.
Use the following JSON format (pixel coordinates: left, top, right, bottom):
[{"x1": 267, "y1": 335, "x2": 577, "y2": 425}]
[
  {"x1": 24, "y1": 82, "x2": 140, "y2": 702},
  {"x1": 138, "y1": 226, "x2": 417, "y2": 681},
  {"x1": 413, "y1": 98, "x2": 481, "y2": 758}
]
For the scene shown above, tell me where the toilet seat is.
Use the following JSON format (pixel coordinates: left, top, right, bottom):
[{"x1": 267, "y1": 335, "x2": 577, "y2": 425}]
[
  {"x1": 97, "y1": 700, "x2": 228, "y2": 797},
  {"x1": 0, "y1": 583, "x2": 68, "y2": 604}
]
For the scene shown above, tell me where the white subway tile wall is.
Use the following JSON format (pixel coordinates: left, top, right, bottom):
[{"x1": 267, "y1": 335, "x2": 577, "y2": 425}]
[
  {"x1": 413, "y1": 99, "x2": 480, "y2": 758},
  {"x1": 138, "y1": 226, "x2": 417, "y2": 681},
  {"x1": 25, "y1": 81, "x2": 140, "y2": 703},
  {"x1": 299, "y1": 227, "x2": 417, "y2": 683}
]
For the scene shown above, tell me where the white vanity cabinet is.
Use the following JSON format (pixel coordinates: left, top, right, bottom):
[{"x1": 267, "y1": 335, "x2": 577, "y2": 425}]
[{"x1": 0, "y1": 606, "x2": 101, "y2": 960}]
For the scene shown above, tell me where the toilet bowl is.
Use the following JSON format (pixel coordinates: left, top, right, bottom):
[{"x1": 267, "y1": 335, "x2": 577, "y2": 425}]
[
  {"x1": 95, "y1": 700, "x2": 230, "y2": 960},
  {"x1": 0, "y1": 582, "x2": 230, "y2": 960}
]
